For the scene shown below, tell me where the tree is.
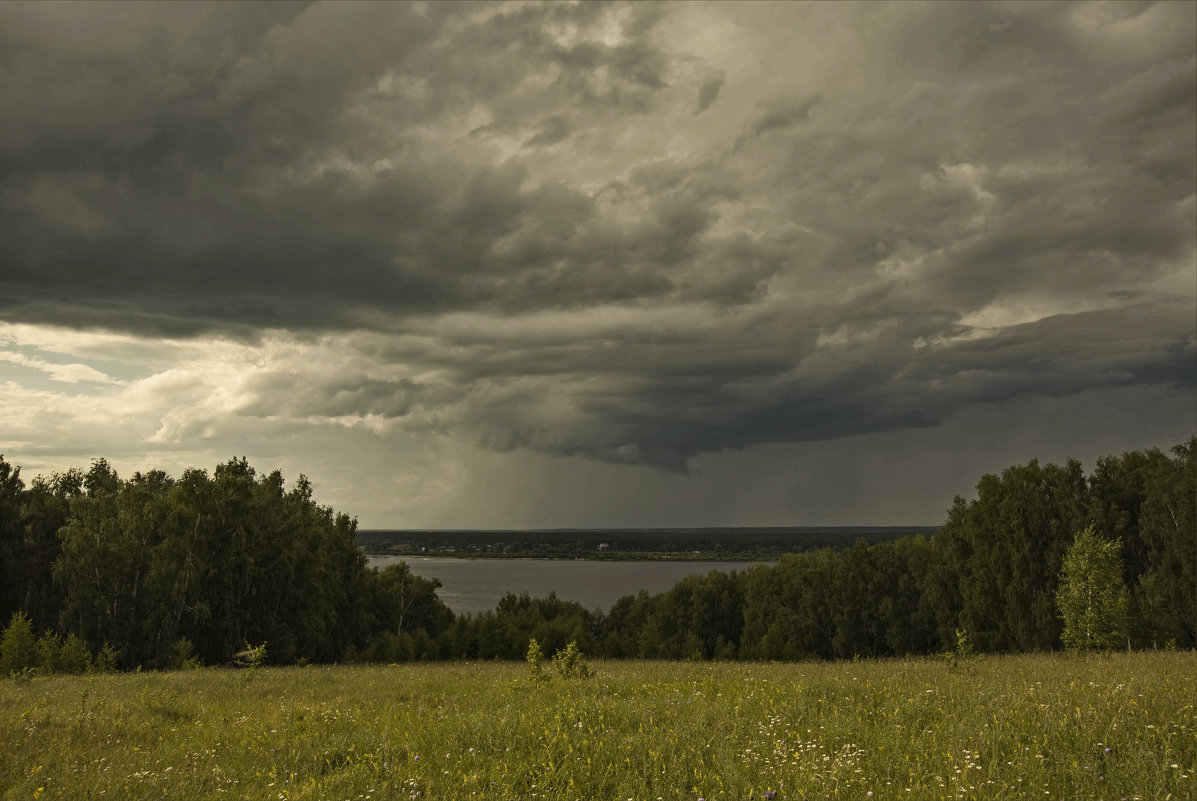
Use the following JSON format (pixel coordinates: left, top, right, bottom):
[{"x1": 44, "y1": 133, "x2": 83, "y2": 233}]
[
  {"x1": 0, "y1": 611, "x2": 37, "y2": 675},
  {"x1": 740, "y1": 550, "x2": 838, "y2": 661},
  {"x1": 947, "y1": 458, "x2": 1089, "y2": 652},
  {"x1": 17, "y1": 471, "x2": 80, "y2": 633},
  {"x1": 0, "y1": 456, "x2": 25, "y2": 625},
  {"x1": 1133, "y1": 438, "x2": 1196, "y2": 648},
  {"x1": 373, "y1": 563, "x2": 451, "y2": 638},
  {"x1": 1057, "y1": 526, "x2": 1129, "y2": 651}
]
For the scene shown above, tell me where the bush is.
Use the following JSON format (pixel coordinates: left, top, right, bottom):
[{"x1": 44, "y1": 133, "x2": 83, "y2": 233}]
[
  {"x1": 168, "y1": 637, "x2": 203, "y2": 670},
  {"x1": 526, "y1": 638, "x2": 545, "y2": 679},
  {"x1": 236, "y1": 641, "x2": 268, "y2": 670},
  {"x1": 92, "y1": 642, "x2": 120, "y2": 673},
  {"x1": 552, "y1": 640, "x2": 592, "y2": 680},
  {"x1": 58, "y1": 633, "x2": 94, "y2": 674},
  {"x1": 0, "y1": 612, "x2": 37, "y2": 676},
  {"x1": 35, "y1": 630, "x2": 63, "y2": 674}
]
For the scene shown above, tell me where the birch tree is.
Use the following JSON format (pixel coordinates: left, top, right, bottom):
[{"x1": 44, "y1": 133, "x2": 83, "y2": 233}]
[{"x1": 1057, "y1": 526, "x2": 1128, "y2": 651}]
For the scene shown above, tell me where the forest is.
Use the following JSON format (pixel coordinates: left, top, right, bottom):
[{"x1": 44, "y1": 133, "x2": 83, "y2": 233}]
[{"x1": 0, "y1": 438, "x2": 1193, "y2": 672}]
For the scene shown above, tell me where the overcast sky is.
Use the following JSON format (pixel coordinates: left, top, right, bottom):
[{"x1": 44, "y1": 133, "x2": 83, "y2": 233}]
[{"x1": 1, "y1": 1, "x2": 1193, "y2": 528}]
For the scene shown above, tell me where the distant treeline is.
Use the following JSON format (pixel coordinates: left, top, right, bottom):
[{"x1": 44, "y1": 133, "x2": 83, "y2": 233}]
[
  {"x1": 355, "y1": 527, "x2": 937, "y2": 560},
  {"x1": 0, "y1": 438, "x2": 1192, "y2": 672}
]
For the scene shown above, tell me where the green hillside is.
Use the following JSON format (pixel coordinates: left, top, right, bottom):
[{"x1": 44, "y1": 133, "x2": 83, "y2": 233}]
[{"x1": 2, "y1": 652, "x2": 1192, "y2": 800}]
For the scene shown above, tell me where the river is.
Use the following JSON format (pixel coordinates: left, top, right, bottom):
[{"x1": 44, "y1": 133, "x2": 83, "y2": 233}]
[{"x1": 366, "y1": 555, "x2": 772, "y2": 616}]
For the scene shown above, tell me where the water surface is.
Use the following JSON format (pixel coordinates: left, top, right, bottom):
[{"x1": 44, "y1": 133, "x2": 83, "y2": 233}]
[{"x1": 367, "y1": 555, "x2": 771, "y2": 616}]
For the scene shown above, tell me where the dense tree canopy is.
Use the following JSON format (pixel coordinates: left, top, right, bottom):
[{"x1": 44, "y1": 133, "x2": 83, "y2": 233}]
[
  {"x1": 0, "y1": 437, "x2": 1192, "y2": 672},
  {"x1": 0, "y1": 457, "x2": 451, "y2": 669}
]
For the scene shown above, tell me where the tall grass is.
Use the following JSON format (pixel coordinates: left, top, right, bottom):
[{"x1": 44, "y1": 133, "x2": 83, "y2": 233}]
[{"x1": 1, "y1": 652, "x2": 1192, "y2": 800}]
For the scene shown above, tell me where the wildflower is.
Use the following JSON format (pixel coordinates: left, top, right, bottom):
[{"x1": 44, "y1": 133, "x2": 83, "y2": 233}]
[{"x1": 764, "y1": 792, "x2": 777, "y2": 800}]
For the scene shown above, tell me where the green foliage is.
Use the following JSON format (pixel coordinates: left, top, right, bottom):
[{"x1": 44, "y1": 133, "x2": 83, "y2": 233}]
[
  {"x1": 57, "y1": 633, "x2": 93, "y2": 674},
  {"x1": 92, "y1": 642, "x2": 120, "y2": 674},
  {"x1": 1088, "y1": 438, "x2": 1196, "y2": 649},
  {"x1": 1058, "y1": 526, "x2": 1130, "y2": 651},
  {"x1": 167, "y1": 636, "x2": 202, "y2": 670},
  {"x1": 0, "y1": 654, "x2": 1192, "y2": 800},
  {"x1": 0, "y1": 456, "x2": 25, "y2": 626},
  {"x1": 1133, "y1": 438, "x2": 1196, "y2": 648},
  {"x1": 371, "y1": 562, "x2": 454, "y2": 654},
  {"x1": 943, "y1": 457, "x2": 1089, "y2": 652},
  {"x1": 235, "y1": 641, "x2": 268, "y2": 670},
  {"x1": 943, "y1": 627, "x2": 978, "y2": 670},
  {"x1": 137, "y1": 685, "x2": 194, "y2": 722},
  {"x1": 551, "y1": 640, "x2": 592, "y2": 679},
  {"x1": 35, "y1": 630, "x2": 64, "y2": 674},
  {"x1": 0, "y1": 439, "x2": 1192, "y2": 673},
  {"x1": 525, "y1": 637, "x2": 545, "y2": 679},
  {"x1": 0, "y1": 611, "x2": 37, "y2": 676},
  {"x1": 1, "y1": 458, "x2": 75, "y2": 636},
  {"x1": 954, "y1": 627, "x2": 975, "y2": 660},
  {"x1": 40, "y1": 457, "x2": 385, "y2": 668},
  {"x1": 452, "y1": 591, "x2": 592, "y2": 661}
]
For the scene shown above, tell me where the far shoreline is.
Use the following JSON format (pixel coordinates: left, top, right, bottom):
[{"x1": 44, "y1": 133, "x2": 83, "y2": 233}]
[
  {"x1": 357, "y1": 525, "x2": 938, "y2": 563},
  {"x1": 363, "y1": 551, "x2": 782, "y2": 562}
]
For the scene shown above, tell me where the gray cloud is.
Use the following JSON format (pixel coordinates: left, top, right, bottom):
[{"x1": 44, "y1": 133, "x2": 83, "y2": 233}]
[
  {"x1": 1, "y1": 1, "x2": 1193, "y2": 478},
  {"x1": 749, "y1": 95, "x2": 820, "y2": 136},
  {"x1": 525, "y1": 115, "x2": 573, "y2": 148},
  {"x1": 694, "y1": 75, "x2": 723, "y2": 115}
]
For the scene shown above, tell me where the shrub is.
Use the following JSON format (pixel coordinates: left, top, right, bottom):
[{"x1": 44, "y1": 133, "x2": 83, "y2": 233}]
[
  {"x1": 0, "y1": 612, "x2": 37, "y2": 676},
  {"x1": 236, "y1": 641, "x2": 268, "y2": 670},
  {"x1": 552, "y1": 640, "x2": 592, "y2": 679},
  {"x1": 92, "y1": 642, "x2": 120, "y2": 673},
  {"x1": 58, "y1": 633, "x2": 94, "y2": 674},
  {"x1": 168, "y1": 636, "x2": 203, "y2": 670},
  {"x1": 526, "y1": 638, "x2": 546, "y2": 679},
  {"x1": 35, "y1": 630, "x2": 63, "y2": 674}
]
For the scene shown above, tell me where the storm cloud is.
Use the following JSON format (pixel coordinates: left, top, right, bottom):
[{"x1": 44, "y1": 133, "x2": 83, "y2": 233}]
[{"x1": 0, "y1": 2, "x2": 1193, "y2": 524}]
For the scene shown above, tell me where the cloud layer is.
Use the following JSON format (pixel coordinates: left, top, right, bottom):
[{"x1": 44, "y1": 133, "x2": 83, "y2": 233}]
[{"x1": 1, "y1": 2, "x2": 1193, "y2": 520}]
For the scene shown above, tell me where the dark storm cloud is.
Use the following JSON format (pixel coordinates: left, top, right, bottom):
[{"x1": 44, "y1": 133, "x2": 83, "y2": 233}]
[
  {"x1": 694, "y1": 75, "x2": 723, "y2": 115},
  {"x1": 524, "y1": 115, "x2": 573, "y2": 148},
  {"x1": 1, "y1": 1, "x2": 1193, "y2": 471},
  {"x1": 0, "y1": 1, "x2": 679, "y2": 328},
  {"x1": 748, "y1": 95, "x2": 820, "y2": 137}
]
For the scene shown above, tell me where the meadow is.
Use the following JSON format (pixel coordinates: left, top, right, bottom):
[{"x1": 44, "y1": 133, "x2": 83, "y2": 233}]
[{"x1": 1, "y1": 652, "x2": 1193, "y2": 801}]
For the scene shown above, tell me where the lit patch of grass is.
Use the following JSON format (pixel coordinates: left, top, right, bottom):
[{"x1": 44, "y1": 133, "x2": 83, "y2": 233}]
[{"x1": 0, "y1": 652, "x2": 1192, "y2": 800}]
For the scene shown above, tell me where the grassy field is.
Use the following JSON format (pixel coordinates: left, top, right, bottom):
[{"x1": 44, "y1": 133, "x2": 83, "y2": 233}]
[{"x1": 1, "y1": 652, "x2": 1192, "y2": 801}]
